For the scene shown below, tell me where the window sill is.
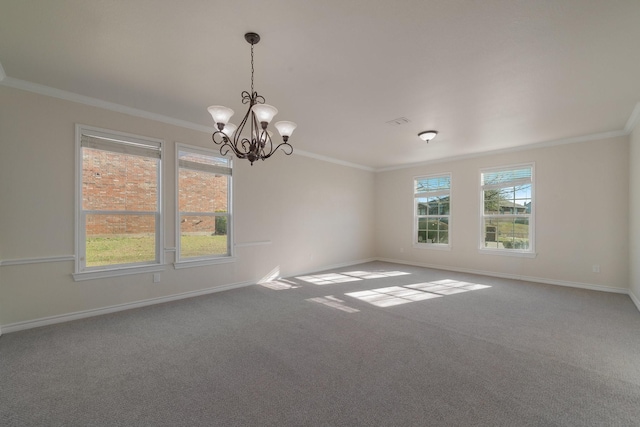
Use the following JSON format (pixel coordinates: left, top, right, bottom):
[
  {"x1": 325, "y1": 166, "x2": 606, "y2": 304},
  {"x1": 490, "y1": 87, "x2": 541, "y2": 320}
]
[
  {"x1": 413, "y1": 243, "x2": 451, "y2": 251},
  {"x1": 173, "y1": 256, "x2": 236, "y2": 270},
  {"x1": 478, "y1": 248, "x2": 537, "y2": 258},
  {"x1": 73, "y1": 264, "x2": 165, "y2": 281}
]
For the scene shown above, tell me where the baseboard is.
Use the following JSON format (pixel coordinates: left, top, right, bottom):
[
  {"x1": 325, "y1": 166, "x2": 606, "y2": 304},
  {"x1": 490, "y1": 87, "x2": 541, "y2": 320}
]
[
  {"x1": 1, "y1": 280, "x2": 253, "y2": 334},
  {"x1": 376, "y1": 257, "x2": 629, "y2": 295},
  {"x1": 1, "y1": 258, "x2": 377, "y2": 334},
  {"x1": 4, "y1": 256, "x2": 634, "y2": 334},
  {"x1": 285, "y1": 257, "x2": 378, "y2": 278},
  {"x1": 629, "y1": 289, "x2": 640, "y2": 312}
]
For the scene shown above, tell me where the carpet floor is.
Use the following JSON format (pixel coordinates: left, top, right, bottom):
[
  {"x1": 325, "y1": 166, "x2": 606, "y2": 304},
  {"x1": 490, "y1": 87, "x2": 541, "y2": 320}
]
[{"x1": 1, "y1": 261, "x2": 639, "y2": 426}]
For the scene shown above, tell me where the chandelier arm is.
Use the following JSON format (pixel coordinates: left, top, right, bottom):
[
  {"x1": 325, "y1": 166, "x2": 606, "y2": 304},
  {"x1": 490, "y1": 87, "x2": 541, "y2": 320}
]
[
  {"x1": 212, "y1": 134, "x2": 236, "y2": 158},
  {"x1": 261, "y1": 132, "x2": 275, "y2": 158},
  {"x1": 251, "y1": 109, "x2": 262, "y2": 148},
  {"x1": 240, "y1": 138, "x2": 253, "y2": 152},
  {"x1": 228, "y1": 101, "x2": 253, "y2": 154},
  {"x1": 263, "y1": 142, "x2": 294, "y2": 159},
  {"x1": 212, "y1": 133, "x2": 236, "y2": 158},
  {"x1": 241, "y1": 91, "x2": 252, "y2": 105}
]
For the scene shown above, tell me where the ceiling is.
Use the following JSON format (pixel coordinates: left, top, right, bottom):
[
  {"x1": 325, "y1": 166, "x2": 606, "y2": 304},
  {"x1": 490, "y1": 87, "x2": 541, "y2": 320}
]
[{"x1": 1, "y1": 0, "x2": 640, "y2": 170}]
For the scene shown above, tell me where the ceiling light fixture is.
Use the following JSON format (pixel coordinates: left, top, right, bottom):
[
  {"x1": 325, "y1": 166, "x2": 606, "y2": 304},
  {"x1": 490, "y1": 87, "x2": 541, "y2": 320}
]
[
  {"x1": 208, "y1": 32, "x2": 296, "y2": 165},
  {"x1": 418, "y1": 130, "x2": 438, "y2": 142}
]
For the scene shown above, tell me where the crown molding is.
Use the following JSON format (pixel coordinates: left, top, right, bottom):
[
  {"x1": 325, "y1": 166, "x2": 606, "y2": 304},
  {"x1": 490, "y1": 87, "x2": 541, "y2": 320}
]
[
  {"x1": 1, "y1": 64, "x2": 635, "y2": 174},
  {"x1": 625, "y1": 102, "x2": 640, "y2": 134},
  {"x1": 375, "y1": 129, "x2": 629, "y2": 173},
  {"x1": 0, "y1": 73, "x2": 374, "y2": 172},
  {"x1": 1, "y1": 75, "x2": 214, "y2": 134},
  {"x1": 294, "y1": 149, "x2": 374, "y2": 171}
]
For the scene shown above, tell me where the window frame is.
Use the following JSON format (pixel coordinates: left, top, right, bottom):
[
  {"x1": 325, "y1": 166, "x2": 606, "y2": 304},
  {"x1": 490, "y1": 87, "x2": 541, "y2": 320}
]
[
  {"x1": 174, "y1": 143, "x2": 234, "y2": 268},
  {"x1": 74, "y1": 124, "x2": 165, "y2": 281},
  {"x1": 413, "y1": 172, "x2": 452, "y2": 250},
  {"x1": 479, "y1": 162, "x2": 536, "y2": 257}
]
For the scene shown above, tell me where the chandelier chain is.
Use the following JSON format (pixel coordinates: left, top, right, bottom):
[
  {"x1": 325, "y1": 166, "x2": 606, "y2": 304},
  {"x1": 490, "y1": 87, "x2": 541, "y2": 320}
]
[{"x1": 250, "y1": 43, "x2": 254, "y2": 95}]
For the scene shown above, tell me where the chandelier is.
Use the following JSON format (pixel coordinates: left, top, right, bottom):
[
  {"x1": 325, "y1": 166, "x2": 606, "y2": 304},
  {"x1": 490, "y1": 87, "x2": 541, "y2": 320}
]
[{"x1": 207, "y1": 32, "x2": 296, "y2": 165}]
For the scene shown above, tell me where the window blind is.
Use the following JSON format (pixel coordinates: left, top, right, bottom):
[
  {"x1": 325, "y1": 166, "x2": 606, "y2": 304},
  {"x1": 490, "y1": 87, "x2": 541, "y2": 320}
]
[
  {"x1": 482, "y1": 167, "x2": 531, "y2": 187},
  {"x1": 178, "y1": 159, "x2": 232, "y2": 176},
  {"x1": 81, "y1": 134, "x2": 161, "y2": 159},
  {"x1": 415, "y1": 176, "x2": 451, "y2": 194}
]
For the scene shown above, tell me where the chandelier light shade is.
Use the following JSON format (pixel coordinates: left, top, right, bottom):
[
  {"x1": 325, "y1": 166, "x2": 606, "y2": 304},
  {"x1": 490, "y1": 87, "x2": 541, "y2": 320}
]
[
  {"x1": 418, "y1": 130, "x2": 438, "y2": 142},
  {"x1": 221, "y1": 123, "x2": 237, "y2": 137},
  {"x1": 207, "y1": 106, "x2": 235, "y2": 125},
  {"x1": 274, "y1": 121, "x2": 297, "y2": 140},
  {"x1": 251, "y1": 104, "x2": 278, "y2": 124},
  {"x1": 208, "y1": 32, "x2": 296, "y2": 165}
]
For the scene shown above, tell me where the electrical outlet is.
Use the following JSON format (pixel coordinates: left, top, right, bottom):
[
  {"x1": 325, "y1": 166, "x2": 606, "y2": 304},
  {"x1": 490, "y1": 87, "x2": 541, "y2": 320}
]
[
  {"x1": 592, "y1": 264, "x2": 600, "y2": 273},
  {"x1": 153, "y1": 273, "x2": 161, "y2": 283}
]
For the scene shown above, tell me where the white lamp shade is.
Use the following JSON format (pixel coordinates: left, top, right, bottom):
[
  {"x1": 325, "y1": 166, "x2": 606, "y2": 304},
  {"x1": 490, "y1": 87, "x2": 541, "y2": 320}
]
[
  {"x1": 207, "y1": 106, "x2": 234, "y2": 125},
  {"x1": 274, "y1": 121, "x2": 297, "y2": 138},
  {"x1": 222, "y1": 123, "x2": 237, "y2": 137},
  {"x1": 251, "y1": 104, "x2": 278, "y2": 124}
]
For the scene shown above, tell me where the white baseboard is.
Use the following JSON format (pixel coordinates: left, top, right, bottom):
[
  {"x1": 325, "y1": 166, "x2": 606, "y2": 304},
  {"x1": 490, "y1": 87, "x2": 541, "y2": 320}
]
[
  {"x1": 1, "y1": 258, "x2": 377, "y2": 334},
  {"x1": 376, "y1": 257, "x2": 630, "y2": 295},
  {"x1": 629, "y1": 289, "x2": 640, "y2": 312},
  {"x1": 285, "y1": 257, "x2": 378, "y2": 278},
  {"x1": 3, "y1": 256, "x2": 635, "y2": 334},
  {"x1": 1, "y1": 280, "x2": 253, "y2": 334}
]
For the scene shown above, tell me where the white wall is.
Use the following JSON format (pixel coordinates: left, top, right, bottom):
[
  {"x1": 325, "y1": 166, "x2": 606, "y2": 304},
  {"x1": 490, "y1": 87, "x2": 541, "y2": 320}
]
[
  {"x1": 375, "y1": 137, "x2": 630, "y2": 291},
  {"x1": 0, "y1": 86, "x2": 375, "y2": 328},
  {"x1": 630, "y1": 117, "x2": 640, "y2": 307}
]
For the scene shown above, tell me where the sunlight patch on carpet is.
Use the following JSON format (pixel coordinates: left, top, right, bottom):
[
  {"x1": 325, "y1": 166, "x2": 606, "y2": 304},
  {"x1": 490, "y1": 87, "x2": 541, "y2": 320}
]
[
  {"x1": 346, "y1": 280, "x2": 491, "y2": 307},
  {"x1": 341, "y1": 270, "x2": 411, "y2": 279},
  {"x1": 307, "y1": 296, "x2": 360, "y2": 313},
  {"x1": 296, "y1": 270, "x2": 410, "y2": 285},
  {"x1": 259, "y1": 279, "x2": 300, "y2": 290},
  {"x1": 296, "y1": 273, "x2": 362, "y2": 285}
]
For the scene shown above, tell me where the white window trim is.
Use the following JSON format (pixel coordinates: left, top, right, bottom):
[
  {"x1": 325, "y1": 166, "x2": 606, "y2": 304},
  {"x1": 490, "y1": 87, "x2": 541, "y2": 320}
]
[
  {"x1": 173, "y1": 143, "x2": 235, "y2": 269},
  {"x1": 413, "y1": 172, "x2": 452, "y2": 250},
  {"x1": 74, "y1": 124, "x2": 164, "y2": 281},
  {"x1": 478, "y1": 162, "x2": 536, "y2": 258}
]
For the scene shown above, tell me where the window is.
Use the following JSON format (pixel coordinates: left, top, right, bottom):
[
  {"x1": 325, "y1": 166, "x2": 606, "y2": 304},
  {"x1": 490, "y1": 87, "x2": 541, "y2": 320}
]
[
  {"x1": 414, "y1": 174, "x2": 451, "y2": 248},
  {"x1": 480, "y1": 164, "x2": 534, "y2": 254},
  {"x1": 176, "y1": 144, "x2": 232, "y2": 264},
  {"x1": 75, "y1": 126, "x2": 163, "y2": 278}
]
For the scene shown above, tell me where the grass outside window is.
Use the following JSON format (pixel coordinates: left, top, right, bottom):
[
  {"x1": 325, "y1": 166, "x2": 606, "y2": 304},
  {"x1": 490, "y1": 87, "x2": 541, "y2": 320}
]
[{"x1": 86, "y1": 234, "x2": 227, "y2": 267}]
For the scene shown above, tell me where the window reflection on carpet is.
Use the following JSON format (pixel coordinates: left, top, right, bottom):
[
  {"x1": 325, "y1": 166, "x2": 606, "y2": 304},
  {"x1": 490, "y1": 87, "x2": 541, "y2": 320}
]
[{"x1": 346, "y1": 280, "x2": 491, "y2": 307}]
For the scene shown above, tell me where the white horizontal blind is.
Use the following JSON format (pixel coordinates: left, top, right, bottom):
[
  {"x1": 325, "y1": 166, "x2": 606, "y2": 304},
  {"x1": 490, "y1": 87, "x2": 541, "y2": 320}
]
[
  {"x1": 178, "y1": 150, "x2": 231, "y2": 175},
  {"x1": 415, "y1": 175, "x2": 451, "y2": 195},
  {"x1": 178, "y1": 159, "x2": 231, "y2": 176},
  {"x1": 482, "y1": 167, "x2": 531, "y2": 189},
  {"x1": 81, "y1": 134, "x2": 161, "y2": 159}
]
